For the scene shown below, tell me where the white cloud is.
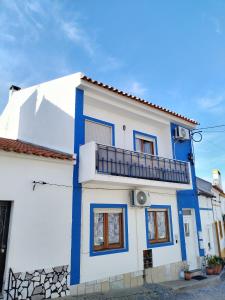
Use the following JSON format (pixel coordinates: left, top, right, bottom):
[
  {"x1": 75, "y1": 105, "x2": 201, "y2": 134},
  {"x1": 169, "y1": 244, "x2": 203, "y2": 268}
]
[
  {"x1": 197, "y1": 92, "x2": 225, "y2": 113},
  {"x1": 0, "y1": 0, "x2": 44, "y2": 42},
  {"x1": 127, "y1": 81, "x2": 148, "y2": 97},
  {"x1": 99, "y1": 56, "x2": 123, "y2": 72},
  {"x1": 60, "y1": 21, "x2": 95, "y2": 57},
  {"x1": 0, "y1": 32, "x2": 16, "y2": 42},
  {"x1": 211, "y1": 17, "x2": 222, "y2": 35},
  {"x1": 0, "y1": 0, "x2": 124, "y2": 111},
  {"x1": 24, "y1": 1, "x2": 44, "y2": 15}
]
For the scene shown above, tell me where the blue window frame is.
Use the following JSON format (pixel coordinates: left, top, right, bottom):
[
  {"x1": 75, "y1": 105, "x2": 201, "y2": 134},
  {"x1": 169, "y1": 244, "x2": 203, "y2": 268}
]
[
  {"x1": 84, "y1": 115, "x2": 115, "y2": 146},
  {"x1": 145, "y1": 205, "x2": 174, "y2": 248},
  {"x1": 133, "y1": 130, "x2": 158, "y2": 155},
  {"x1": 90, "y1": 203, "x2": 129, "y2": 256}
]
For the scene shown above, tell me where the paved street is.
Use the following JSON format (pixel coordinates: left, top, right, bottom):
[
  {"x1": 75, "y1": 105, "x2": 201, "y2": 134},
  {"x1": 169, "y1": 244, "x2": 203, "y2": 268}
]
[{"x1": 63, "y1": 276, "x2": 225, "y2": 300}]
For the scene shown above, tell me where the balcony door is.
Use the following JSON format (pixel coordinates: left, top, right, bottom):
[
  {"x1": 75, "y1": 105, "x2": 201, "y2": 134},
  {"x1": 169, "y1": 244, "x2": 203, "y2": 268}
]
[
  {"x1": 183, "y1": 209, "x2": 199, "y2": 270},
  {"x1": 85, "y1": 119, "x2": 113, "y2": 146}
]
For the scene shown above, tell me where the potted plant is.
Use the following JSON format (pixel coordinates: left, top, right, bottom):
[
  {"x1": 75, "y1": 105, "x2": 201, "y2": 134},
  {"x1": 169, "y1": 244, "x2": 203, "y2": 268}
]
[
  {"x1": 183, "y1": 263, "x2": 191, "y2": 280},
  {"x1": 214, "y1": 256, "x2": 223, "y2": 274},
  {"x1": 205, "y1": 255, "x2": 215, "y2": 275}
]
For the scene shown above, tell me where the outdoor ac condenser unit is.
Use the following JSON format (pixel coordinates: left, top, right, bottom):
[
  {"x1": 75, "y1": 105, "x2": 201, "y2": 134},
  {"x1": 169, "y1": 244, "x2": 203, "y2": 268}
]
[
  {"x1": 130, "y1": 190, "x2": 151, "y2": 207},
  {"x1": 175, "y1": 126, "x2": 190, "y2": 140}
]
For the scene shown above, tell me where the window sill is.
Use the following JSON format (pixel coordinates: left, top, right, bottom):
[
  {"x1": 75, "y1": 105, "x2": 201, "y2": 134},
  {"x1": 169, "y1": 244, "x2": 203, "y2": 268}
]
[
  {"x1": 90, "y1": 247, "x2": 129, "y2": 257},
  {"x1": 147, "y1": 241, "x2": 174, "y2": 248}
]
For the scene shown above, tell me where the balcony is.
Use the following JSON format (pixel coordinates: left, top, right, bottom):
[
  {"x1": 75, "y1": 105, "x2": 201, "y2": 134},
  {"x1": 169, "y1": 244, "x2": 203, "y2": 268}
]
[{"x1": 79, "y1": 142, "x2": 192, "y2": 190}]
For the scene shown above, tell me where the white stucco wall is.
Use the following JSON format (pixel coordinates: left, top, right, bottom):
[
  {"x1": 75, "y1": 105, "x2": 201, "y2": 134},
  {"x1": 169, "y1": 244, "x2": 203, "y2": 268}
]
[
  {"x1": 0, "y1": 73, "x2": 81, "y2": 154},
  {"x1": 0, "y1": 72, "x2": 197, "y2": 287},
  {"x1": 80, "y1": 183, "x2": 181, "y2": 283},
  {"x1": 211, "y1": 189, "x2": 225, "y2": 253},
  {"x1": 0, "y1": 151, "x2": 73, "y2": 279},
  {"x1": 0, "y1": 72, "x2": 196, "y2": 161},
  {"x1": 84, "y1": 92, "x2": 174, "y2": 159}
]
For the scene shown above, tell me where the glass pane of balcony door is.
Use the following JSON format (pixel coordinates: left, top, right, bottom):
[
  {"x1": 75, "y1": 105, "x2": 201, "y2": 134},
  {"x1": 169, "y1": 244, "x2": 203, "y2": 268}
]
[{"x1": 85, "y1": 120, "x2": 112, "y2": 145}]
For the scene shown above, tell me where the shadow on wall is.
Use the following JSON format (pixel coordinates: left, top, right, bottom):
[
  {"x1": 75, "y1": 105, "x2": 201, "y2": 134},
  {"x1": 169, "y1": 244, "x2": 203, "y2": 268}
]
[{"x1": 18, "y1": 89, "x2": 74, "y2": 153}]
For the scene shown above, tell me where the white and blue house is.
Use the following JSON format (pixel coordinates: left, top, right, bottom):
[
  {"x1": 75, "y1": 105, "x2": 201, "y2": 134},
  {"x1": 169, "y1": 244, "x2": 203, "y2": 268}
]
[
  {"x1": 0, "y1": 72, "x2": 204, "y2": 298},
  {"x1": 197, "y1": 171, "x2": 225, "y2": 258}
]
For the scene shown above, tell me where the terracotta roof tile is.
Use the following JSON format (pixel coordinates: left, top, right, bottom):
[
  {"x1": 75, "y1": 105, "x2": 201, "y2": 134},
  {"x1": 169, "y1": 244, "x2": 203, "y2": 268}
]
[
  {"x1": 0, "y1": 137, "x2": 73, "y2": 161},
  {"x1": 81, "y1": 75, "x2": 198, "y2": 125}
]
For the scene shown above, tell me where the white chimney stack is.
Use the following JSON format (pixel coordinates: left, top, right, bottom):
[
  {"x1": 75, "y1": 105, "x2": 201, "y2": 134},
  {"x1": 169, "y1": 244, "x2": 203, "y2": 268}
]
[
  {"x1": 212, "y1": 169, "x2": 222, "y2": 189},
  {"x1": 9, "y1": 85, "x2": 21, "y2": 100}
]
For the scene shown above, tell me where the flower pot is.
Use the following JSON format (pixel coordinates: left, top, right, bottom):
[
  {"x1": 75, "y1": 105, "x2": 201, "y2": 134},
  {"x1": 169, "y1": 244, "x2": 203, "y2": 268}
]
[
  {"x1": 206, "y1": 266, "x2": 214, "y2": 275},
  {"x1": 214, "y1": 264, "x2": 223, "y2": 274},
  {"x1": 212, "y1": 265, "x2": 217, "y2": 274},
  {"x1": 184, "y1": 272, "x2": 192, "y2": 280}
]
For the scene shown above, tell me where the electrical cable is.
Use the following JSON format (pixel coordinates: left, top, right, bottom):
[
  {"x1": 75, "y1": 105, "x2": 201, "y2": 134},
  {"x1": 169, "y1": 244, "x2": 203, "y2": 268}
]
[
  {"x1": 193, "y1": 124, "x2": 225, "y2": 131},
  {"x1": 32, "y1": 181, "x2": 72, "y2": 190},
  {"x1": 32, "y1": 180, "x2": 177, "y2": 196},
  {"x1": 199, "y1": 130, "x2": 225, "y2": 133},
  {"x1": 191, "y1": 131, "x2": 202, "y2": 142}
]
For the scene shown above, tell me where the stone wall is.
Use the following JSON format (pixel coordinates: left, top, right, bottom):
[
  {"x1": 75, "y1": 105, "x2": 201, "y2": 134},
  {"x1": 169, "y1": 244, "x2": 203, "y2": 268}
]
[
  {"x1": 70, "y1": 271, "x2": 144, "y2": 296},
  {"x1": 70, "y1": 261, "x2": 184, "y2": 296},
  {"x1": 145, "y1": 261, "x2": 184, "y2": 283},
  {"x1": 5, "y1": 265, "x2": 70, "y2": 300}
]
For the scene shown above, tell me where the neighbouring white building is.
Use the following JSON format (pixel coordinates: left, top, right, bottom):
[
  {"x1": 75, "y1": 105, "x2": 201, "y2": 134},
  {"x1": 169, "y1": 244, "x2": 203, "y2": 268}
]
[
  {"x1": 197, "y1": 170, "x2": 225, "y2": 258},
  {"x1": 0, "y1": 138, "x2": 73, "y2": 299},
  {"x1": 0, "y1": 73, "x2": 204, "y2": 299}
]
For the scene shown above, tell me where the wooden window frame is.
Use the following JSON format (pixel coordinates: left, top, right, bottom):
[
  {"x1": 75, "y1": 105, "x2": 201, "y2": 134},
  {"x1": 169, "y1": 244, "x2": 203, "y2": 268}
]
[
  {"x1": 136, "y1": 137, "x2": 155, "y2": 155},
  {"x1": 94, "y1": 212, "x2": 124, "y2": 252},
  {"x1": 148, "y1": 210, "x2": 170, "y2": 244},
  {"x1": 219, "y1": 220, "x2": 223, "y2": 238}
]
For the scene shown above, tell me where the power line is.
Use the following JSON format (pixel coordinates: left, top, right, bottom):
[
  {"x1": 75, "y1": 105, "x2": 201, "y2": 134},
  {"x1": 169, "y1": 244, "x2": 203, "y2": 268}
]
[
  {"x1": 201, "y1": 130, "x2": 225, "y2": 133},
  {"x1": 32, "y1": 180, "x2": 176, "y2": 196},
  {"x1": 194, "y1": 124, "x2": 225, "y2": 131}
]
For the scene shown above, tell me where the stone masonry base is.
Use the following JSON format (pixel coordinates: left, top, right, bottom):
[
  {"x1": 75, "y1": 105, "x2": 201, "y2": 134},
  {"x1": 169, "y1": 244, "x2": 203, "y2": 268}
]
[
  {"x1": 70, "y1": 261, "x2": 184, "y2": 296},
  {"x1": 5, "y1": 265, "x2": 70, "y2": 300}
]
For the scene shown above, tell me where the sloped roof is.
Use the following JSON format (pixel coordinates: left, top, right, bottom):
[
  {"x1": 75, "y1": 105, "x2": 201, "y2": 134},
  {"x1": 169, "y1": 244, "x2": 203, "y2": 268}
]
[
  {"x1": 196, "y1": 177, "x2": 214, "y2": 198},
  {"x1": 0, "y1": 137, "x2": 73, "y2": 161},
  {"x1": 212, "y1": 185, "x2": 225, "y2": 197},
  {"x1": 81, "y1": 75, "x2": 198, "y2": 125}
]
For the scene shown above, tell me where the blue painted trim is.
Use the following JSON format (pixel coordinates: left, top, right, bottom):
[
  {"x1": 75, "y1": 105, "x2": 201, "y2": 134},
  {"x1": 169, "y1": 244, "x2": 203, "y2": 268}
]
[
  {"x1": 133, "y1": 130, "x2": 158, "y2": 155},
  {"x1": 90, "y1": 203, "x2": 129, "y2": 256},
  {"x1": 170, "y1": 122, "x2": 204, "y2": 259},
  {"x1": 145, "y1": 205, "x2": 174, "y2": 248},
  {"x1": 71, "y1": 88, "x2": 85, "y2": 285},
  {"x1": 84, "y1": 115, "x2": 115, "y2": 146},
  {"x1": 199, "y1": 207, "x2": 213, "y2": 211}
]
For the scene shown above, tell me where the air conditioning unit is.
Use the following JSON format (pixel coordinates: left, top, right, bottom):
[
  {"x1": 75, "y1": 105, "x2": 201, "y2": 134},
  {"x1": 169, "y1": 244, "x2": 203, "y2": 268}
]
[
  {"x1": 175, "y1": 126, "x2": 190, "y2": 140},
  {"x1": 130, "y1": 190, "x2": 151, "y2": 207}
]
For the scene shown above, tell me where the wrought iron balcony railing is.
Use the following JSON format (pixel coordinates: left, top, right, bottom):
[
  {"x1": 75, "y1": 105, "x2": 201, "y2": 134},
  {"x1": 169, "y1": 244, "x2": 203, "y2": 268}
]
[{"x1": 96, "y1": 144, "x2": 190, "y2": 184}]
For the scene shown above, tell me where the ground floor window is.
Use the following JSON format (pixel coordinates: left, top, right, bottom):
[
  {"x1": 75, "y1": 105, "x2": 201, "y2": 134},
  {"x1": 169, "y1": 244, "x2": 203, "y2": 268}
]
[
  {"x1": 146, "y1": 205, "x2": 173, "y2": 247},
  {"x1": 90, "y1": 204, "x2": 128, "y2": 256},
  {"x1": 94, "y1": 210, "x2": 124, "y2": 250}
]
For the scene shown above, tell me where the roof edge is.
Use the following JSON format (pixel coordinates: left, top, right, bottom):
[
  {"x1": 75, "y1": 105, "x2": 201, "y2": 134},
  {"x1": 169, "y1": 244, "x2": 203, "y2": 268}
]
[
  {"x1": 0, "y1": 137, "x2": 74, "y2": 161},
  {"x1": 81, "y1": 75, "x2": 199, "y2": 126}
]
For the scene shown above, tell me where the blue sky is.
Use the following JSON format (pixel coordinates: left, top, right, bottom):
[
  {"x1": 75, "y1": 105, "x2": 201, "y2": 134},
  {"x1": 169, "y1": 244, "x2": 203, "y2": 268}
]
[{"x1": 1, "y1": 0, "x2": 225, "y2": 184}]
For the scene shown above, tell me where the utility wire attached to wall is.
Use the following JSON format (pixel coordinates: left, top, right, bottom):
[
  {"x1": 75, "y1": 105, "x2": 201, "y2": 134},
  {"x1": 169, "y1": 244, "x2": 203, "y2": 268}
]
[
  {"x1": 32, "y1": 181, "x2": 72, "y2": 191},
  {"x1": 32, "y1": 181, "x2": 177, "y2": 196}
]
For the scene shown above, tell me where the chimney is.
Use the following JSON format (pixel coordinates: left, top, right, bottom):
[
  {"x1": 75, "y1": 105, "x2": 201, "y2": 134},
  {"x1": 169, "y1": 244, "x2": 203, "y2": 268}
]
[
  {"x1": 9, "y1": 85, "x2": 21, "y2": 100},
  {"x1": 9, "y1": 85, "x2": 21, "y2": 91},
  {"x1": 212, "y1": 169, "x2": 222, "y2": 189}
]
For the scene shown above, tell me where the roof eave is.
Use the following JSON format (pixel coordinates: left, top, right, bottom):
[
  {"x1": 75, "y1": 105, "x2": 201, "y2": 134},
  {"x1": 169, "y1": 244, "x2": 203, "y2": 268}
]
[{"x1": 80, "y1": 75, "x2": 199, "y2": 126}]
